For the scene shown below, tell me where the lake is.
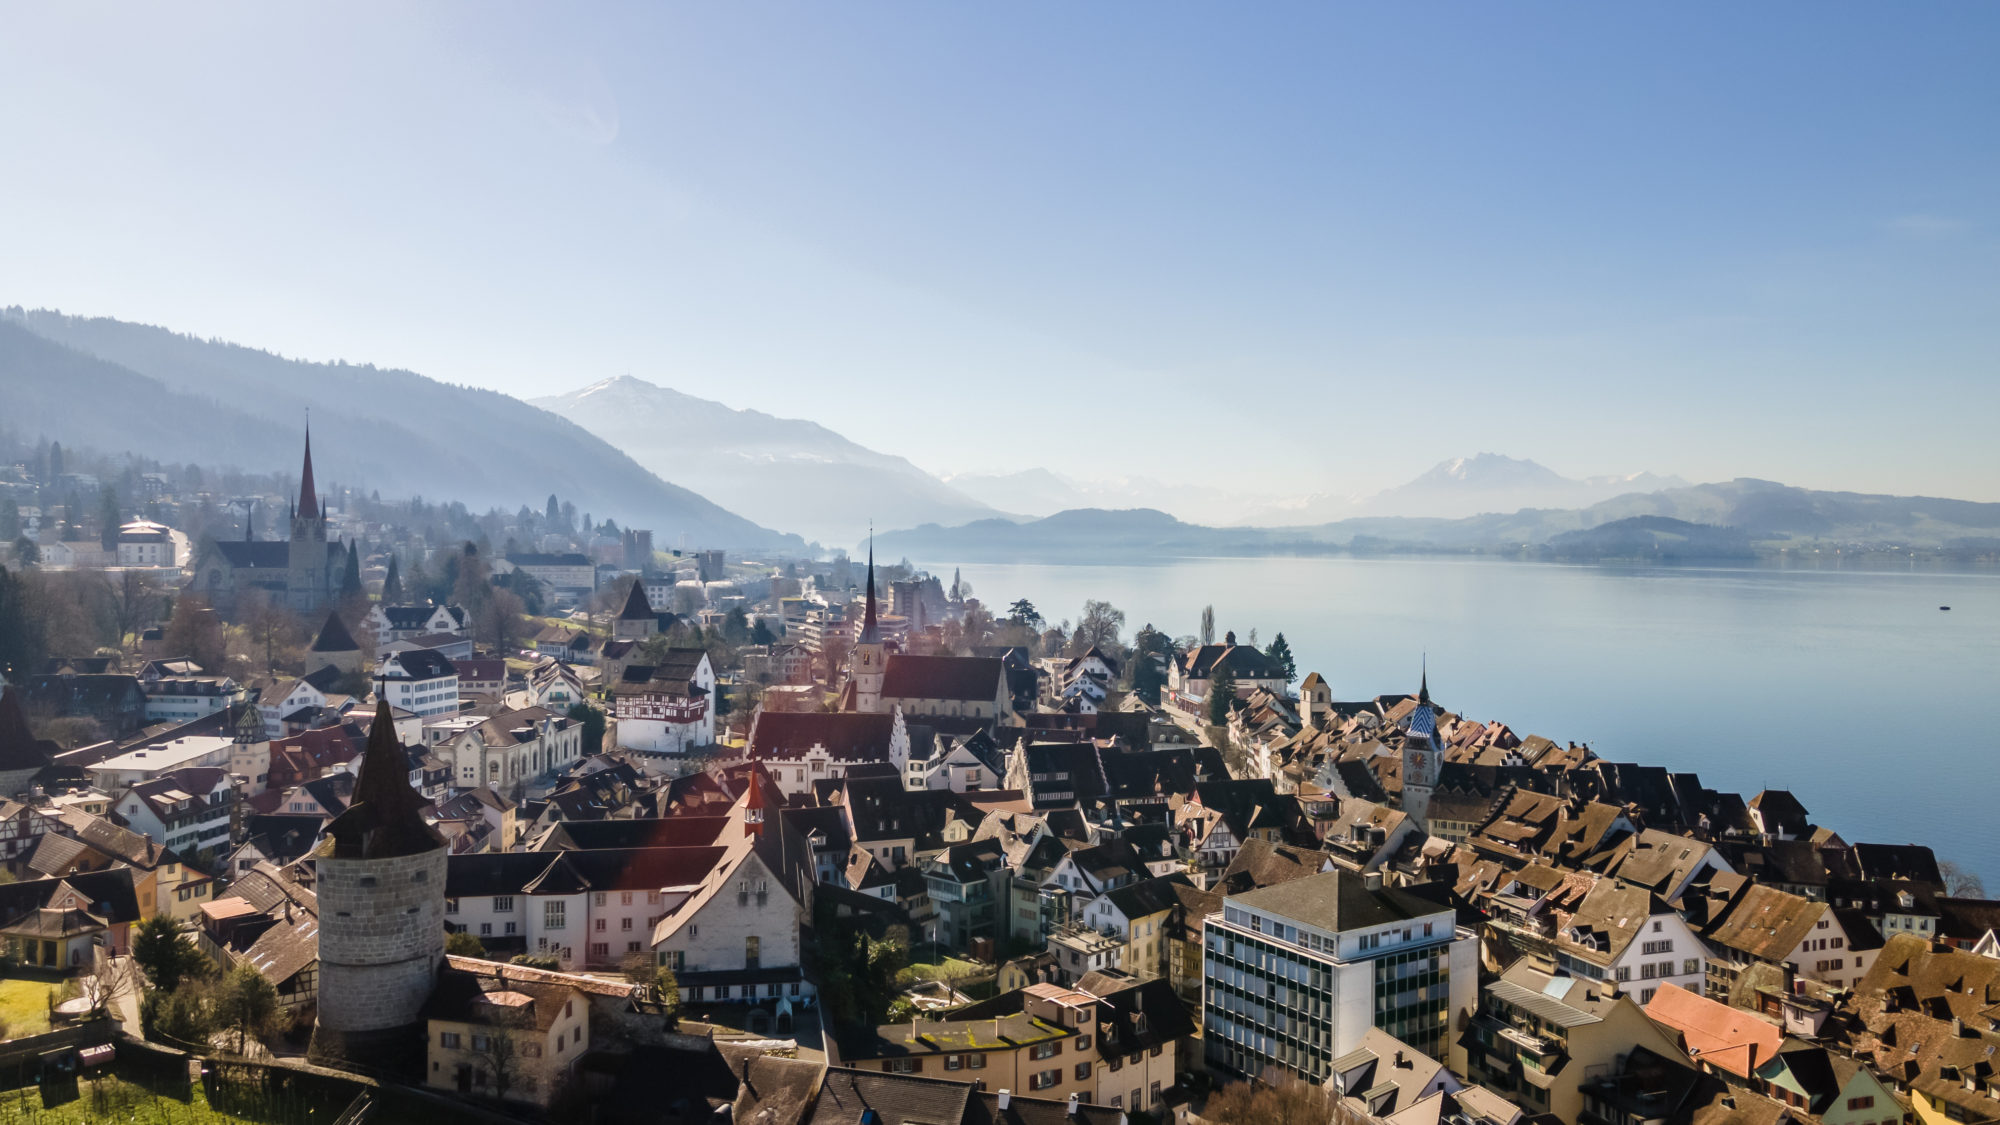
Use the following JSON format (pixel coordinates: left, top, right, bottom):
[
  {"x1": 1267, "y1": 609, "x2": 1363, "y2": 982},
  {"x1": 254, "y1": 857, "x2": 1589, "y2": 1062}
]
[{"x1": 932, "y1": 555, "x2": 2000, "y2": 890}]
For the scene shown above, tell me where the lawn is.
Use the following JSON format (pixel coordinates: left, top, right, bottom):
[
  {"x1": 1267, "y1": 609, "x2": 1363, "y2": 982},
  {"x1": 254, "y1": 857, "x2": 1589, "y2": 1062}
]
[
  {"x1": 0, "y1": 1074, "x2": 248, "y2": 1124},
  {"x1": 0, "y1": 976, "x2": 63, "y2": 1042}
]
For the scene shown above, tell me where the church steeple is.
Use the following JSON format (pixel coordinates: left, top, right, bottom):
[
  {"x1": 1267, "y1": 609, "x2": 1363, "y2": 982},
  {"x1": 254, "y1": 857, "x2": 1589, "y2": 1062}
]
[
  {"x1": 297, "y1": 424, "x2": 320, "y2": 522},
  {"x1": 860, "y1": 529, "x2": 880, "y2": 645},
  {"x1": 1419, "y1": 655, "x2": 1429, "y2": 707}
]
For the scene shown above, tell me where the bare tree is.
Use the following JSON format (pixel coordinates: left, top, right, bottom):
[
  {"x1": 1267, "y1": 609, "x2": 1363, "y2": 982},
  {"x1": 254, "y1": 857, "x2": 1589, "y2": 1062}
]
[
  {"x1": 1939, "y1": 860, "x2": 1988, "y2": 898},
  {"x1": 238, "y1": 590, "x2": 305, "y2": 674},
  {"x1": 469, "y1": 1004, "x2": 531, "y2": 1101},
  {"x1": 104, "y1": 569, "x2": 161, "y2": 655},
  {"x1": 1069, "y1": 599, "x2": 1126, "y2": 655},
  {"x1": 77, "y1": 948, "x2": 134, "y2": 1020}
]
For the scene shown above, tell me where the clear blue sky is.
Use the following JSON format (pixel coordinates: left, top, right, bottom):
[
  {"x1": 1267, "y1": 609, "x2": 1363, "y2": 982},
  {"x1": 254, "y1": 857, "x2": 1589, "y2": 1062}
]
[{"x1": 2, "y1": 4, "x2": 1995, "y2": 499}]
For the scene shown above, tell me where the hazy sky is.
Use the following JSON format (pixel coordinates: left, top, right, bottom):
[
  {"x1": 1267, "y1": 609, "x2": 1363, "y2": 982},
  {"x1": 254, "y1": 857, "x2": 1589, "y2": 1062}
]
[{"x1": 3, "y1": 4, "x2": 1996, "y2": 499}]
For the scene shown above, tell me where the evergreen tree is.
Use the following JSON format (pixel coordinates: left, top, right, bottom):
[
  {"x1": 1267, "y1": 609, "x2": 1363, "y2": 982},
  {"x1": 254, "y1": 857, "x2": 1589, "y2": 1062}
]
[
  {"x1": 381, "y1": 553, "x2": 403, "y2": 603},
  {"x1": 99, "y1": 485, "x2": 121, "y2": 549},
  {"x1": 1207, "y1": 664, "x2": 1237, "y2": 725},
  {"x1": 0, "y1": 566, "x2": 46, "y2": 681},
  {"x1": 1200, "y1": 605, "x2": 1216, "y2": 646},
  {"x1": 132, "y1": 914, "x2": 209, "y2": 992},
  {"x1": 546, "y1": 494, "x2": 561, "y2": 526},
  {"x1": 339, "y1": 541, "x2": 363, "y2": 602},
  {"x1": 750, "y1": 619, "x2": 777, "y2": 646},
  {"x1": 567, "y1": 702, "x2": 606, "y2": 756},
  {"x1": 1266, "y1": 633, "x2": 1297, "y2": 683},
  {"x1": 47, "y1": 441, "x2": 62, "y2": 478},
  {"x1": 1, "y1": 497, "x2": 19, "y2": 540}
]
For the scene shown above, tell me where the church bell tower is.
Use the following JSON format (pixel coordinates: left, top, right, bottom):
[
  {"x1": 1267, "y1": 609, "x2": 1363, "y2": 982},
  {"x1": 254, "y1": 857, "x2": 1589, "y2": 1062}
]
[
  {"x1": 1401, "y1": 663, "x2": 1441, "y2": 834},
  {"x1": 849, "y1": 533, "x2": 885, "y2": 713},
  {"x1": 286, "y1": 425, "x2": 331, "y2": 613}
]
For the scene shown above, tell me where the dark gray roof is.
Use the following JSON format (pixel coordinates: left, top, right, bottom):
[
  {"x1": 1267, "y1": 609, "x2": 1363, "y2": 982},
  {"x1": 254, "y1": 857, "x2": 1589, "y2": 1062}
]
[
  {"x1": 1229, "y1": 868, "x2": 1449, "y2": 932},
  {"x1": 378, "y1": 647, "x2": 456, "y2": 681}
]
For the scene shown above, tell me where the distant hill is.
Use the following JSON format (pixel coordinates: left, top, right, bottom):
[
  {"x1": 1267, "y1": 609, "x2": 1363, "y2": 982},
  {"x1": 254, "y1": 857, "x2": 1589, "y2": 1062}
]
[
  {"x1": 878, "y1": 477, "x2": 2000, "y2": 562},
  {"x1": 533, "y1": 376, "x2": 995, "y2": 545},
  {"x1": 940, "y1": 469, "x2": 1258, "y2": 525},
  {"x1": 0, "y1": 310, "x2": 797, "y2": 550},
  {"x1": 1542, "y1": 516, "x2": 1754, "y2": 559},
  {"x1": 1249, "y1": 453, "x2": 1687, "y2": 524}
]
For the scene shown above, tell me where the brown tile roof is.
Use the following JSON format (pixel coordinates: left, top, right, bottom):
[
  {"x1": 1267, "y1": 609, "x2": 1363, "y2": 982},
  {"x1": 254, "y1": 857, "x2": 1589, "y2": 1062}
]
[{"x1": 1706, "y1": 884, "x2": 1826, "y2": 961}]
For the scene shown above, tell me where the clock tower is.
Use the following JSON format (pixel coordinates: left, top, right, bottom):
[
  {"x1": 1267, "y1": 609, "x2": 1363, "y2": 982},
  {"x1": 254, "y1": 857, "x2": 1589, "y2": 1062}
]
[
  {"x1": 849, "y1": 534, "x2": 885, "y2": 714},
  {"x1": 1401, "y1": 664, "x2": 1441, "y2": 834}
]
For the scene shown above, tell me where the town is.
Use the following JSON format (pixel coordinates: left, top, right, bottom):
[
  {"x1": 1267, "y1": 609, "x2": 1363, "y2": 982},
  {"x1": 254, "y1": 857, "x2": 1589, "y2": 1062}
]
[{"x1": 0, "y1": 428, "x2": 1993, "y2": 1125}]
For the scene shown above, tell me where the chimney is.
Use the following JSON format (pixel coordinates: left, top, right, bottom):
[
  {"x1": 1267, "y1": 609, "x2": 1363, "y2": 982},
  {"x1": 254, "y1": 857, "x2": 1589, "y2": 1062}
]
[
  {"x1": 1068, "y1": 1093, "x2": 1080, "y2": 1115},
  {"x1": 998, "y1": 1090, "x2": 1011, "y2": 1109},
  {"x1": 1364, "y1": 871, "x2": 1383, "y2": 891}
]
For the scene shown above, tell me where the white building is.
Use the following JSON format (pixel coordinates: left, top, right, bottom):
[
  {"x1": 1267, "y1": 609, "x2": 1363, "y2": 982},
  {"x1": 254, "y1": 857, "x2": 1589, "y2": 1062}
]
[
  {"x1": 115, "y1": 519, "x2": 190, "y2": 569},
  {"x1": 90, "y1": 735, "x2": 237, "y2": 792},
  {"x1": 441, "y1": 707, "x2": 585, "y2": 794},
  {"x1": 610, "y1": 650, "x2": 714, "y2": 756},
  {"x1": 1203, "y1": 869, "x2": 1479, "y2": 1083},
  {"x1": 375, "y1": 648, "x2": 460, "y2": 719},
  {"x1": 111, "y1": 766, "x2": 234, "y2": 858}
]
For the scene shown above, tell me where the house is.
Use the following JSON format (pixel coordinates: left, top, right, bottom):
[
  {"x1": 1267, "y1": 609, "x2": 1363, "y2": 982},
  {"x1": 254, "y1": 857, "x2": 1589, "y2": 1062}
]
[
  {"x1": 1463, "y1": 960, "x2": 1692, "y2": 1123},
  {"x1": 253, "y1": 676, "x2": 328, "y2": 739},
  {"x1": 1329, "y1": 1027, "x2": 1531, "y2": 1125},
  {"x1": 0, "y1": 800, "x2": 58, "y2": 869},
  {"x1": 1166, "y1": 634, "x2": 1289, "y2": 722},
  {"x1": 921, "y1": 839, "x2": 1006, "y2": 950},
  {"x1": 200, "y1": 861, "x2": 321, "y2": 1016},
  {"x1": 23, "y1": 671, "x2": 148, "y2": 737},
  {"x1": 0, "y1": 869, "x2": 144, "y2": 968},
  {"x1": 138, "y1": 665, "x2": 246, "y2": 725},
  {"x1": 1071, "y1": 873, "x2": 1194, "y2": 982},
  {"x1": 442, "y1": 707, "x2": 585, "y2": 796},
  {"x1": 365, "y1": 603, "x2": 470, "y2": 654},
  {"x1": 613, "y1": 650, "x2": 716, "y2": 756},
  {"x1": 533, "y1": 626, "x2": 600, "y2": 665},
  {"x1": 1844, "y1": 935, "x2": 2000, "y2": 1125},
  {"x1": 1701, "y1": 881, "x2": 1870, "y2": 1002},
  {"x1": 1202, "y1": 869, "x2": 1478, "y2": 1082},
  {"x1": 1541, "y1": 874, "x2": 1709, "y2": 1006},
  {"x1": 425, "y1": 960, "x2": 590, "y2": 1106},
  {"x1": 114, "y1": 518, "x2": 189, "y2": 568},
  {"x1": 455, "y1": 658, "x2": 509, "y2": 700},
  {"x1": 34, "y1": 808, "x2": 213, "y2": 920},
  {"x1": 739, "y1": 710, "x2": 910, "y2": 797},
  {"x1": 522, "y1": 659, "x2": 587, "y2": 712},
  {"x1": 768, "y1": 643, "x2": 814, "y2": 686},
  {"x1": 505, "y1": 553, "x2": 596, "y2": 593},
  {"x1": 89, "y1": 733, "x2": 237, "y2": 791},
  {"x1": 110, "y1": 766, "x2": 234, "y2": 860},
  {"x1": 834, "y1": 975, "x2": 1190, "y2": 1115},
  {"x1": 374, "y1": 648, "x2": 460, "y2": 718}
]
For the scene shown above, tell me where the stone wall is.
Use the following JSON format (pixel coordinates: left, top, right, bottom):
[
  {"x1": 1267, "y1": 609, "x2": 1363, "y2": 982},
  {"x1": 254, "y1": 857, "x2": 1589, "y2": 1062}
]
[{"x1": 316, "y1": 845, "x2": 448, "y2": 1033}]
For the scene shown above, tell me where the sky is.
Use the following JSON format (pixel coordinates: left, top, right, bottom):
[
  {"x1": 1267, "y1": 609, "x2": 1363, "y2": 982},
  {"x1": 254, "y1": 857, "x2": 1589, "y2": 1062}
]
[{"x1": 2, "y1": 4, "x2": 1996, "y2": 501}]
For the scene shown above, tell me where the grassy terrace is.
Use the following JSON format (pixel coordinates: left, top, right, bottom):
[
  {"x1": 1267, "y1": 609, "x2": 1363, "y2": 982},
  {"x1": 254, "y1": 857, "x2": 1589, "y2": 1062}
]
[
  {"x1": 0, "y1": 1074, "x2": 286, "y2": 1124},
  {"x1": 0, "y1": 977, "x2": 63, "y2": 1041}
]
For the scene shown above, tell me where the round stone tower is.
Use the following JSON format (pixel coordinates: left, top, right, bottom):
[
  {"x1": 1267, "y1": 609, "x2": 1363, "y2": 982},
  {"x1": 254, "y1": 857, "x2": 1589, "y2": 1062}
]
[{"x1": 308, "y1": 698, "x2": 447, "y2": 1073}]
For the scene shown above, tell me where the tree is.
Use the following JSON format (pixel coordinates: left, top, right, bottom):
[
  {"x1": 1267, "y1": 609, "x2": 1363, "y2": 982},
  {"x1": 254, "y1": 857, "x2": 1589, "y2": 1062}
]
[
  {"x1": 1070, "y1": 599, "x2": 1125, "y2": 655},
  {"x1": 722, "y1": 606, "x2": 751, "y2": 645},
  {"x1": 240, "y1": 589, "x2": 305, "y2": 673},
  {"x1": 1130, "y1": 624, "x2": 1172, "y2": 706},
  {"x1": 338, "y1": 541, "x2": 364, "y2": 606},
  {"x1": 1940, "y1": 860, "x2": 1987, "y2": 898},
  {"x1": 446, "y1": 929, "x2": 488, "y2": 958},
  {"x1": 380, "y1": 553, "x2": 403, "y2": 603},
  {"x1": 1207, "y1": 664, "x2": 1237, "y2": 725},
  {"x1": 214, "y1": 964, "x2": 280, "y2": 1054},
  {"x1": 98, "y1": 485, "x2": 121, "y2": 551},
  {"x1": 105, "y1": 568, "x2": 160, "y2": 654},
  {"x1": 1201, "y1": 1074, "x2": 1351, "y2": 1125},
  {"x1": 1200, "y1": 605, "x2": 1215, "y2": 646},
  {"x1": 76, "y1": 953, "x2": 134, "y2": 1019},
  {"x1": 132, "y1": 914, "x2": 209, "y2": 993},
  {"x1": 0, "y1": 497, "x2": 17, "y2": 540},
  {"x1": 567, "y1": 703, "x2": 606, "y2": 756},
  {"x1": 750, "y1": 618, "x2": 777, "y2": 646},
  {"x1": 654, "y1": 965, "x2": 682, "y2": 1029},
  {"x1": 1266, "y1": 632, "x2": 1297, "y2": 684},
  {"x1": 47, "y1": 440, "x2": 62, "y2": 478},
  {"x1": 0, "y1": 566, "x2": 45, "y2": 680},
  {"x1": 161, "y1": 593, "x2": 227, "y2": 672},
  {"x1": 1007, "y1": 599, "x2": 1042, "y2": 629},
  {"x1": 11, "y1": 537, "x2": 37, "y2": 567}
]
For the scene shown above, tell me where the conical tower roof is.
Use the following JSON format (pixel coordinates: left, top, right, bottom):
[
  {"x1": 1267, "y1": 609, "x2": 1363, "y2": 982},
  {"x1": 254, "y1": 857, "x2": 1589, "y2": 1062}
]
[
  {"x1": 311, "y1": 610, "x2": 361, "y2": 654},
  {"x1": 617, "y1": 577, "x2": 654, "y2": 621},
  {"x1": 0, "y1": 686, "x2": 54, "y2": 773},
  {"x1": 322, "y1": 699, "x2": 443, "y2": 859}
]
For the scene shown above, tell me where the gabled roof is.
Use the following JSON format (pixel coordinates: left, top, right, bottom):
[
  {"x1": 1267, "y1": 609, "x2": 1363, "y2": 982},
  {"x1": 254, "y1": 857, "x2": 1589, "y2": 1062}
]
[
  {"x1": 1706, "y1": 884, "x2": 1826, "y2": 961},
  {"x1": 1231, "y1": 868, "x2": 1450, "y2": 933},
  {"x1": 377, "y1": 647, "x2": 456, "y2": 682},
  {"x1": 617, "y1": 578, "x2": 656, "y2": 621},
  {"x1": 746, "y1": 711, "x2": 896, "y2": 759},
  {"x1": 879, "y1": 655, "x2": 1005, "y2": 703}
]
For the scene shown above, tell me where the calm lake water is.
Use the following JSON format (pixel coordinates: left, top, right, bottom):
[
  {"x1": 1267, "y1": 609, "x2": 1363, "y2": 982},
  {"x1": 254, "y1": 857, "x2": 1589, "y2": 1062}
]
[{"x1": 936, "y1": 555, "x2": 2000, "y2": 890}]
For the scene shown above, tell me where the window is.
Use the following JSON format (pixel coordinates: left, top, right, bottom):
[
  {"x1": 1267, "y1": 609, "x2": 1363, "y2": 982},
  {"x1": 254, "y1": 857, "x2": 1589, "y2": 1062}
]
[
  {"x1": 629, "y1": 942, "x2": 642, "y2": 953},
  {"x1": 1076, "y1": 1062, "x2": 1092, "y2": 1080},
  {"x1": 592, "y1": 943, "x2": 609, "y2": 959},
  {"x1": 1683, "y1": 958, "x2": 1699, "y2": 975},
  {"x1": 480, "y1": 923, "x2": 492, "y2": 936},
  {"x1": 946, "y1": 1055, "x2": 963, "y2": 1071},
  {"x1": 471, "y1": 1035, "x2": 490, "y2": 1051},
  {"x1": 505, "y1": 922, "x2": 517, "y2": 935},
  {"x1": 1849, "y1": 1097, "x2": 1875, "y2": 1111},
  {"x1": 621, "y1": 891, "x2": 633, "y2": 906},
  {"x1": 1030, "y1": 1070, "x2": 1061, "y2": 1091},
  {"x1": 1031, "y1": 1042, "x2": 1060, "y2": 1060},
  {"x1": 445, "y1": 898, "x2": 459, "y2": 915},
  {"x1": 746, "y1": 936, "x2": 761, "y2": 969},
  {"x1": 622, "y1": 918, "x2": 633, "y2": 931},
  {"x1": 493, "y1": 896, "x2": 513, "y2": 912},
  {"x1": 595, "y1": 918, "x2": 607, "y2": 932},
  {"x1": 440, "y1": 1032, "x2": 461, "y2": 1048},
  {"x1": 1077, "y1": 1035, "x2": 1091, "y2": 1050},
  {"x1": 889, "y1": 1059, "x2": 918, "y2": 1074},
  {"x1": 967, "y1": 1054, "x2": 985, "y2": 1070},
  {"x1": 545, "y1": 901, "x2": 566, "y2": 929}
]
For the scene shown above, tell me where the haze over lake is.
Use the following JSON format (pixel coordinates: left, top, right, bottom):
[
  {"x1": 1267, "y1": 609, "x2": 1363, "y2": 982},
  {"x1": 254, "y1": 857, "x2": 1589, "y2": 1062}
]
[{"x1": 935, "y1": 555, "x2": 2000, "y2": 887}]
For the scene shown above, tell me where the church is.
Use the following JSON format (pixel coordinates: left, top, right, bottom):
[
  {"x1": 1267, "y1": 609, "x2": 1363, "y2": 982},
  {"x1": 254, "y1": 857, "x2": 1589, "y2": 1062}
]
[{"x1": 189, "y1": 428, "x2": 344, "y2": 617}]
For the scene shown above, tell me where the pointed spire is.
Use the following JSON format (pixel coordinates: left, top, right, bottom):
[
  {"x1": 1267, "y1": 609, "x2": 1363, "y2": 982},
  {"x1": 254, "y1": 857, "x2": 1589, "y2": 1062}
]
[
  {"x1": 1419, "y1": 655, "x2": 1429, "y2": 706},
  {"x1": 741, "y1": 765, "x2": 770, "y2": 834},
  {"x1": 325, "y1": 698, "x2": 442, "y2": 859},
  {"x1": 297, "y1": 421, "x2": 320, "y2": 522},
  {"x1": 617, "y1": 577, "x2": 654, "y2": 621},
  {"x1": 860, "y1": 526, "x2": 880, "y2": 645}
]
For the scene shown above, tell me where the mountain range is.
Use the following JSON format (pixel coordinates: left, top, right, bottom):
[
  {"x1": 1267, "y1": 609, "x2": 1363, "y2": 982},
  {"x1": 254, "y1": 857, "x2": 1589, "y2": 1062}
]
[
  {"x1": 875, "y1": 477, "x2": 2000, "y2": 562},
  {"x1": 532, "y1": 376, "x2": 996, "y2": 546},
  {"x1": 0, "y1": 310, "x2": 798, "y2": 550},
  {"x1": 1244, "y1": 453, "x2": 1690, "y2": 524}
]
